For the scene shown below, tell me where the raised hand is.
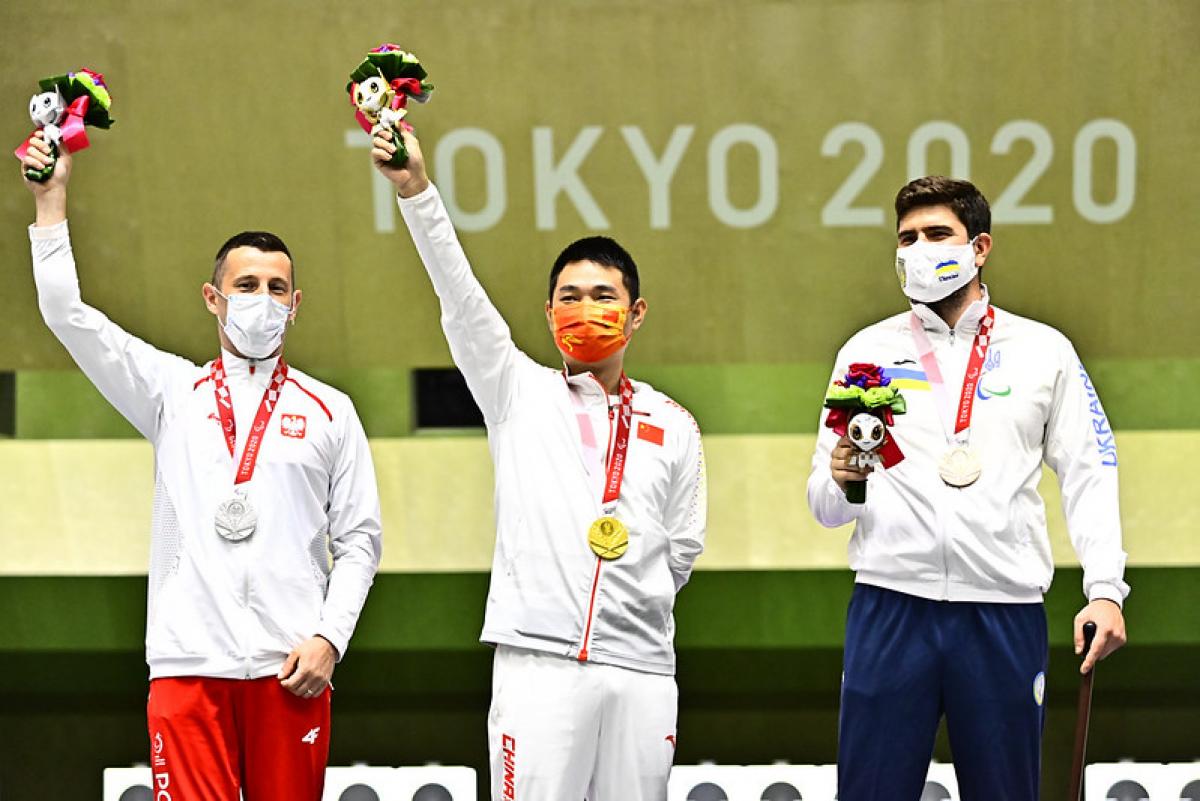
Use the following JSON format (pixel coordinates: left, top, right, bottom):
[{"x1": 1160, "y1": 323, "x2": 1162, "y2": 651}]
[
  {"x1": 371, "y1": 128, "x2": 429, "y2": 198},
  {"x1": 831, "y1": 434, "x2": 874, "y2": 493},
  {"x1": 20, "y1": 132, "x2": 71, "y2": 226}
]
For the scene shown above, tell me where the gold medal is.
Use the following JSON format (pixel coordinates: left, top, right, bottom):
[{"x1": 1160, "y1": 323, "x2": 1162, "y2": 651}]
[{"x1": 588, "y1": 516, "x2": 629, "y2": 560}]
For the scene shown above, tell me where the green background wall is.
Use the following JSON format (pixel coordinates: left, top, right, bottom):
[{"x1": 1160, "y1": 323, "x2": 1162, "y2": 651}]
[{"x1": 1, "y1": 0, "x2": 1198, "y2": 798}]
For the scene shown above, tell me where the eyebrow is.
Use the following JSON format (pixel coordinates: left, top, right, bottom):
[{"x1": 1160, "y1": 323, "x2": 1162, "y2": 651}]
[
  {"x1": 557, "y1": 283, "x2": 620, "y2": 295},
  {"x1": 898, "y1": 224, "x2": 957, "y2": 238}
]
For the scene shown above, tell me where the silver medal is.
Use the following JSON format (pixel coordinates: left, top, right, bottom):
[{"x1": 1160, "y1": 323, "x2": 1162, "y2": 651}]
[
  {"x1": 214, "y1": 489, "x2": 257, "y2": 541},
  {"x1": 938, "y1": 446, "x2": 982, "y2": 488}
]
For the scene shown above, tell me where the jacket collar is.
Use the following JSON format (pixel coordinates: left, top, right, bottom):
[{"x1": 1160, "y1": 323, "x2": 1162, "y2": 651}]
[
  {"x1": 219, "y1": 347, "x2": 281, "y2": 383},
  {"x1": 910, "y1": 284, "x2": 992, "y2": 337},
  {"x1": 562, "y1": 367, "x2": 639, "y2": 403}
]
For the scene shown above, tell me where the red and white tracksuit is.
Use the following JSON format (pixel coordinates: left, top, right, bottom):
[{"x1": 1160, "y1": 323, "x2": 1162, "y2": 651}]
[{"x1": 31, "y1": 221, "x2": 383, "y2": 800}]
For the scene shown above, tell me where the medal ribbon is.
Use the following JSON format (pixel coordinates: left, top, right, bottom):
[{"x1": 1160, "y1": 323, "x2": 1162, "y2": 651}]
[
  {"x1": 601, "y1": 376, "x2": 635, "y2": 513},
  {"x1": 569, "y1": 373, "x2": 635, "y2": 516},
  {"x1": 908, "y1": 306, "x2": 994, "y2": 446},
  {"x1": 211, "y1": 357, "x2": 289, "y2": 485}
]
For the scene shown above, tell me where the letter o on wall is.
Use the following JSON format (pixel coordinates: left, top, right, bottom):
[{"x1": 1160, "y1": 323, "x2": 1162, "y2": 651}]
[
  {"x1": 707, "y1": 124, "x2": 779, "y2": 228},
  {"x1": 434, "y1": 128, "x2": 508, "y2": 232}
]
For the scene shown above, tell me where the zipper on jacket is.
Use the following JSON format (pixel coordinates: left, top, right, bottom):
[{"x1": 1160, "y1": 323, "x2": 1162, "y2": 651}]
[
  {"x1": 578, "y1": 376, "x2": 616, "y2": 662},
  {"x1": 939, "y1": 504, "x2": 951, "y2": 600},
  {"x1": 240, "y1": 548, "x2": 253, "y2": 678},
  {"x1": 578, "y1": 558, "x2": 604, "y2": 661},
  {"x1": 939, "y1": 326, "x2": 957, "y2": 599}
]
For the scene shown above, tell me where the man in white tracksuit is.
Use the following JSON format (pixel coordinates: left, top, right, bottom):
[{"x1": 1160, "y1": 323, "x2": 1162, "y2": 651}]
[
  {"x1": 21, "y1": 134, "x2": 382, "y2": 800},
  {"x1": 808, "y1": 176, "x2": 1128, "y2": 800},
  {"x1": 370, "y1": 129, "x2": 706, "y2": 801}
]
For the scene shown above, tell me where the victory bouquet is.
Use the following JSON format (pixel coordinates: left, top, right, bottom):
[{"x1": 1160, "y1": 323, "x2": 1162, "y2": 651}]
[
  {"x1": 823, "y1": 363, "x2": 907, "y2": 504},
  {"x1": 14, "y1": 68, "x2": 114, "y2": 182},
  {"x1": 346, "y1": 44, "x2": 433, "y2": 165}
]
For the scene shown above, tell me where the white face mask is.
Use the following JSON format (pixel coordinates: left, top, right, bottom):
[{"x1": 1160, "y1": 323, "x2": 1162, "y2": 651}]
[
  {"x1": 216, "y1": 290, "x2": 292, "y2": 359},
  {"x1": 895, "y1": 237, "x2": 979, "y2": 303}
]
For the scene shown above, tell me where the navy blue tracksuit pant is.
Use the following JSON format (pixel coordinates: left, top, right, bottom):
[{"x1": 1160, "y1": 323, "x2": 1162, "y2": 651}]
[{"x1": 839, "y1": 584, "x2": 1048, "y2": 801}]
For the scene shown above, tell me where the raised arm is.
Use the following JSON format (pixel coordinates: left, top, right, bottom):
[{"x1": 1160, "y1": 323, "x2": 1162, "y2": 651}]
[
  {"x1": 372, "y1": 129, "x2": 526, "y2": 425},
  {"x1": 22, "y1": 134, "x2": 195, "y2": 440}
]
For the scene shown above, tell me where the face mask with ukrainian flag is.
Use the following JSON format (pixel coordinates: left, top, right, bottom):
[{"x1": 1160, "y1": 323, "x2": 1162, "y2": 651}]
[
  {"x1": 895, "y1": 237, "x2": 979, "y2": 303},
  {"x1": 553, "y1": 300, "x2": 629, "y2": 363}
]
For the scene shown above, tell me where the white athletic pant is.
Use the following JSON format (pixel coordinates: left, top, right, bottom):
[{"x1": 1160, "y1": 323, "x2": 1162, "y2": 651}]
[{"x1": 488, "y1": 645, "x2": 678, "y2": 801}]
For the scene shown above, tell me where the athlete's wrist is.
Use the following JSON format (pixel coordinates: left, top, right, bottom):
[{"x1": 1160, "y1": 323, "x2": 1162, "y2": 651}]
[{"x1": 315, "y1": 633, "x2": 340, "y2": 660}]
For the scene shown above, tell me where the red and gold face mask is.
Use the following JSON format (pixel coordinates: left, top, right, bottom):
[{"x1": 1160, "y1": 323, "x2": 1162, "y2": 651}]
[{"x1": 552, "y1": 301, "x2": 629, "y2": 363}]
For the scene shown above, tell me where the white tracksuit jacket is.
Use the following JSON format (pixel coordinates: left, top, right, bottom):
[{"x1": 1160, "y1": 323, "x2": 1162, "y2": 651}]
[
  {"x1": 398, "y1": 185, "x2": 706, "y2": 676},
  {"x1": 808, "y1": 293, "x2": 1129, "y2": 606},
  {"x1": 30, "y1": 221, "x2": 383, "y2": 679}
]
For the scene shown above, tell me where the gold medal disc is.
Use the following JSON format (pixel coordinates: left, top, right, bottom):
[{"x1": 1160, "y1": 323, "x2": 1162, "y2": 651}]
[{"x1": 588, "y1": 516, "x2": 630, "y2": 560}]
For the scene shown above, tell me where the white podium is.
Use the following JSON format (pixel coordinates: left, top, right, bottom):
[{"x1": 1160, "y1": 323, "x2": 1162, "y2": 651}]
[
  {"x1": 322, "y1": 766, "x2": 401, "y2": 800},
  {"x1": 739, "y1": 764, "x2": 837, "y2": 799},
  {"x1": 668, "y1": 764, "x2": 752, "y2": 800},
  {"x1": 394, "y1": 766, "x2": 479, "y2": 800},
  {"x1": 102, "y1": 765, "x2": 477, "y2": 801},
  {"x1": 1086, "y1": 762, "x2": 1200, "y2": 800}
]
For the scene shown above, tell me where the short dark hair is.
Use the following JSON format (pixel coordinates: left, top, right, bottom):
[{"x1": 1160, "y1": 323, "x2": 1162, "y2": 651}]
[
  {"x1": 548, "y1": 236, "x2": 640, "y2": 302},
  {"x1": 895, "y1": 177, "x2": 991, "y2": 239},
  {"x1": 212, "y1": 231, "x2": 293, "y2": 287}
]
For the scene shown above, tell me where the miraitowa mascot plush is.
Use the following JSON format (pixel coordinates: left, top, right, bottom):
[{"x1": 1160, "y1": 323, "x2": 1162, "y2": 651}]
[
  {"x1": 346, "y1": 44, "x2": 433, "y2": 166},
  {"x1": 822, "y1": 362, "x2": 908, "y2": 504},
  {"x1": 14, "y1": 68, "x2": 114, "y2": 182}
]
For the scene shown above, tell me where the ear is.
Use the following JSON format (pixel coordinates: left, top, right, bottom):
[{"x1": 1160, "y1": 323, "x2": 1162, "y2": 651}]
[
  {"x1": 628, "y1": 298, "x2": 648, "y2": 333},
  {"x1": 202, "y1": 283, "x2": 223, "y2": 318},
  {"x1": 289, "y1": 289, "x2": 303, "y2": 323},
  {"x1": 545, "y1": 299, "x2": 556, "y2": 334},
  {"x1": 973, "y1": 233, "x2": 993, "y2": 268}
]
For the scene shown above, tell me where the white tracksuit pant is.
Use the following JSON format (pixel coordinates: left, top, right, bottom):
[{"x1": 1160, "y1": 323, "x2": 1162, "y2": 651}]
[{"x1": 488, "y1": 645, "x2": 678, "y2": 801}]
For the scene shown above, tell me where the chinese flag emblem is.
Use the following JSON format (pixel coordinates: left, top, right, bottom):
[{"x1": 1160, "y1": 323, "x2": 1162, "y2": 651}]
[{"x1": 637, "y1": 421, "x2": 664, "y2": 446}]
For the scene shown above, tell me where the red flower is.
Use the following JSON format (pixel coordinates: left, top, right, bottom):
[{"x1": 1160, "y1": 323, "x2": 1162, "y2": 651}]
[{"x1": 844, "y1": 362, "x2": 890, "y2": 389}]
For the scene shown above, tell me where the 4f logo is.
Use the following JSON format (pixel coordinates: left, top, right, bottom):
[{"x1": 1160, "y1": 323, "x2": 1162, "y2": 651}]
[
  {"x1": 281, "y1": 414, "x2": 307, "y2": 439},
  {"x1": 301, "y1": 726, "x2": 320, "y2": 745}
]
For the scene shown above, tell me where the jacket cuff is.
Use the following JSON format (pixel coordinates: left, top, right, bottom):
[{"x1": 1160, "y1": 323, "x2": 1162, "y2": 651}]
[
  {"x1": 395, "y1": 181, "x2": 439, "y2": 210},
  {"x1": 29, "y1": 219, "x2": 69, "y2": 240},
  {"x1": 823, "y1": 479, "x2": 863, "y2": 525},
  {"x1": 1086, "y1": 581, "x2": 1127, "y2": 608}
]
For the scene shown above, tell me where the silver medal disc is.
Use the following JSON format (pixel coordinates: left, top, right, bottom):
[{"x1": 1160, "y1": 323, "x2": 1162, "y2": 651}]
[
  {"x1": 938, "y1": 446, "x2": 982, "y2": 488},
  {"x1": 214, "y1": 491, "x2": 257, "y2": 541}
]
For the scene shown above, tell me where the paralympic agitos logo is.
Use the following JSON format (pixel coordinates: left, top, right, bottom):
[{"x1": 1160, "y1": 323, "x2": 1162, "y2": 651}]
[{"x1": 976, "y1": 349, "x2": 1011, "y2": 400}]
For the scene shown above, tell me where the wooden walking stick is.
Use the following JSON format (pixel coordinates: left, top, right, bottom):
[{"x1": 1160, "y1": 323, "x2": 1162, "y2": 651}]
[{"x1": 1068, "y1": 621, "x2": 1099, "y2": 801}]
